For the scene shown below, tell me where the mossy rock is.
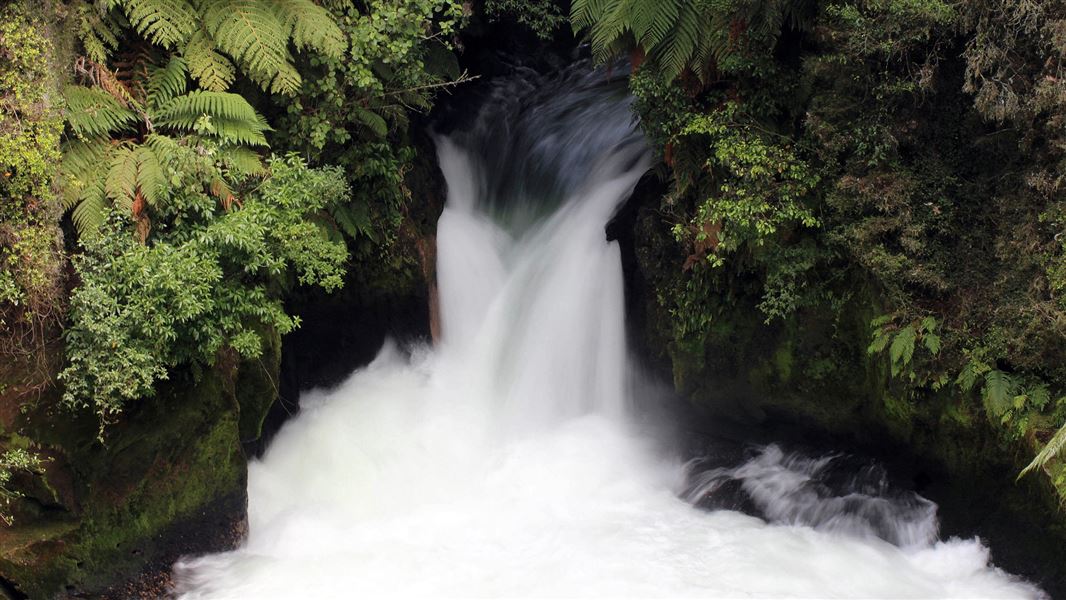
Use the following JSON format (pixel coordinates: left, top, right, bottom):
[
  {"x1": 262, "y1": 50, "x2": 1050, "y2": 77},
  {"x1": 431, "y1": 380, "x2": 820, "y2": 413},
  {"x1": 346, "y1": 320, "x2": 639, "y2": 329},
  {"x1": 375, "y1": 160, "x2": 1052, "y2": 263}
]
[{"x1": 0, "y1": 326, "x2": 282, "y2": 599}]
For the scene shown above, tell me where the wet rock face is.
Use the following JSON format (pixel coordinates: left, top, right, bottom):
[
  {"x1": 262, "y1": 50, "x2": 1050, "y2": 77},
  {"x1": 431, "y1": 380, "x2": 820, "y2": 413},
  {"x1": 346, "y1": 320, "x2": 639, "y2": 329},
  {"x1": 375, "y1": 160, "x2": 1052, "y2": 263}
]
[{"x1": 0, "y1": 336, "x2": 281, "y2": 598}]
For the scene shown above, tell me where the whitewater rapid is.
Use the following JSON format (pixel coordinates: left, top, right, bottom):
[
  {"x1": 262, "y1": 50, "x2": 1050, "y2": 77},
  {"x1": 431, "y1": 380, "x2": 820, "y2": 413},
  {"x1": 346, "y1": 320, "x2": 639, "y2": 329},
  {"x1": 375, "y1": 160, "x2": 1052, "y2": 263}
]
[{"x1": 173, "y1": 66, "x2": 1043, "y2": 599}]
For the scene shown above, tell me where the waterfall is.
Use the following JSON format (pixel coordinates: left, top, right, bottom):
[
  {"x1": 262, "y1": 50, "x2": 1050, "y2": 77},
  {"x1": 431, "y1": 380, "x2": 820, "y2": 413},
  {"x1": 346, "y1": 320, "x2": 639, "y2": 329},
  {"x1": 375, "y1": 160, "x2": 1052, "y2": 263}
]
[{"x1": 172, "y1": 65, "x2": 1043, "y2": 599}]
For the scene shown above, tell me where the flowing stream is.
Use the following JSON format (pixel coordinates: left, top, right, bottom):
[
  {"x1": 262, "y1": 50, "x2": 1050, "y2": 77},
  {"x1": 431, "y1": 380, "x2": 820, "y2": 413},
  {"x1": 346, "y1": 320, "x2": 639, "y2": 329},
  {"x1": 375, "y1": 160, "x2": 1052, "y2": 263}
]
[{"x1": 173, "y1": 66, "x2": 1044, "y2": 599}]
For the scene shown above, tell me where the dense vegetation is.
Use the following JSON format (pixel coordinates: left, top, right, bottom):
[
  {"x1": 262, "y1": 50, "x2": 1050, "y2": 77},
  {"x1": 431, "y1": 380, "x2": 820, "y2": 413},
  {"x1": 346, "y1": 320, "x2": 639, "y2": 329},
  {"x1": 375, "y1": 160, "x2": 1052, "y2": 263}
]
[
  {"x1": 566, "y1": 0, "x2": 1066, "y2": 496},
  {"x1": 0, "y1": 0, "x2": 1064, "y2": 593}
]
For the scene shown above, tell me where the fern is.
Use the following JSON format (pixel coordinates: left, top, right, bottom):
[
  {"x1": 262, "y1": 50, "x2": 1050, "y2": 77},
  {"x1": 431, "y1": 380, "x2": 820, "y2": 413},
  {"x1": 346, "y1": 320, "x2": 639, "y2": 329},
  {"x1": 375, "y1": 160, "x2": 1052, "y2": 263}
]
[
  {"x1": 156, "y1": 90, "x2": 270, "y2": 145},
  {"x1": 200, "y1": 0, "x2": 302, "y2": 95},
  {"x1": 183, "y1": 29, "x2": 237, "y2": 91},
  {"x1": 571, "y1": 0, "x2": 812, "y2": 82},
  {"x1": 222, "y1": 146, "x2": 267, "y2": 177},
  {"x1": 1020, "y1": 422, "x2": 1066, "y2": 480},
  {"x1": 270, "y1": 0, "x2": 346, "y2": 58},
  {"x1": 983, "y1": 369, "x2": 1016, "y2": 417},
  {"x1": 105, "y1": 145, "x2": 139, "y2": 214},
  {"x1": 77, "y1": 5, "x2": 122, "y2": 64},
  {"x1": 147, "y1": 55, "x2": 190, "y2": 109},
  {"x1": 120, "y1": 0, "x2": 200, "y2": 49},
  {"x1": 63, "y1": 85, "x2": 139, "y2": 139},
  {"x1": 61, "y1": 140, "x2": 115, "y2": 238}
]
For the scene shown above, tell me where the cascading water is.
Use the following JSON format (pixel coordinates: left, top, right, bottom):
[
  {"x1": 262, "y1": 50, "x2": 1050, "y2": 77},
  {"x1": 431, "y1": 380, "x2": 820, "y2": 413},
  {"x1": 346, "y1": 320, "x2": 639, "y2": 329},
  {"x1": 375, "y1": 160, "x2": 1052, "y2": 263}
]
[{"x1": 173, "y1": 65, "x2": 1044, "y2": 599}]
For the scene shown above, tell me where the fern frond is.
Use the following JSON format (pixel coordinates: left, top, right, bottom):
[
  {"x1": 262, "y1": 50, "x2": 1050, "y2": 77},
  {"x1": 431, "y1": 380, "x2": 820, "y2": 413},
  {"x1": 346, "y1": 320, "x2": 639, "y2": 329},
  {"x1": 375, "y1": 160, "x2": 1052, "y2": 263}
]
[
  {"x1": 183, "y1": 29, "x2": 237, "y2": 92},
  {"x1": 133, "y1": 145, "x2": 166, "y2": 207},
  {"x1": 983, "y1": 369, "x2": 1016, "y2": 417},
  {"x1": 62, "y1": 138, "x2": 114, "y2": 238},
  {"x1": 353, "y1": 107, "x2": 388, "y2": 138},
  {"x1": 270, "y1": 0, "x2": 346, "y2": 58},
  {"x1": 590, "y1": 0, "x2": 629, "y2": 60},
  {"x1": 105, "y1": 145, "x2": 139, "y2": 213},
  {"x1": 156, "y1": 90, "x2": 271, "y2": 145},
  {"x1": 147, "y1": 55, "x2": 189, "y2": 109},
  {"x1": 209, "y1": 118, "x2": 271, "y2": 146},
  {"x1": 63, "y1": 85, "x2": 139, "y2": 139},
  {"x1": 200, "y1": 0, "x2": 301, "y2": 95},
  {"x1": 77, "y1": 7, "x2": 122, "y2": 63},
  {"x1": 119, "y1": 0, "x2": 199, "y2": 49},
  {"x1": 221, "y1": 146, "x2": 266, "y2": 176},
  {"x1": 571, "y1": 0, "x2": 610, "y2": 31},
  {"x1": 1020, "y1": 422, "x2": 1066, "y2": 480},
  {"x1": 633, "y1": 0, "x2": 681, "y2": 49},
  {"x1": 71, "y1": 191, "x2": 110, "y2": 240}
]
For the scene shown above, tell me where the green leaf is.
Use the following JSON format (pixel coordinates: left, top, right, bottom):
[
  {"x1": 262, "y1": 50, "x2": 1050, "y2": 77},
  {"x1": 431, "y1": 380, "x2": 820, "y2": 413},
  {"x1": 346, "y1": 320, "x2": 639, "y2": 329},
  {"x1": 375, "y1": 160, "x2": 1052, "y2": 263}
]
[
  {"x1": 983, "y1": 370, "x2": 1015, "y2": 417},
  {"x1": 922, "y1": 333, "x2": 941, "y2": 355},
  {"x1": 889, "y1": 325, "x2": 916, "y2": 371}
]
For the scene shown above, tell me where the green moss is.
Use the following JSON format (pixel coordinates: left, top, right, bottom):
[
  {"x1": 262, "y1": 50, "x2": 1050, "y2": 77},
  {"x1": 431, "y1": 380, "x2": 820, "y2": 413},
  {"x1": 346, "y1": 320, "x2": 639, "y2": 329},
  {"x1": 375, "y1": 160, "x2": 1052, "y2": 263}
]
[
  {"x1": 0, "y1": 366, "x2": 247, "y2": 598},
  {"x1": 237, "y1": 326, "x2": 282, "y2": 442}
]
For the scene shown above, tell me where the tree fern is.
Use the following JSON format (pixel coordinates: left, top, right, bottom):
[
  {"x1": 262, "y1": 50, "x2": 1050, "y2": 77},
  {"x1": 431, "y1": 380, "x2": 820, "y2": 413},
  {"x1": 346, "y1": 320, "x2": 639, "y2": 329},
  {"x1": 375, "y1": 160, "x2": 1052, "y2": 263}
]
[
  {"x1": 270, "y1": 0, "x2": 346, "y2": 58},
  {"x1": 156, "y1": 90, "x2": 270, "y2": 145},
  {"x1": 63, "y1": 85, "x2": 138, "y2": 139},
  {"x1": 61, "y1": 140, "x2": 115, "y2": 238},
  {"x1": 199, "y1": 0, "x2": 302, "y2": 95},
  {"x1": 1019, "y1": 421, "x2": 1066, "y2": 480},
  {"x1": 183, "y1": 29, "x2": 237, "y2": 91},
  {"x1": 147, "y1": 55, "x2": 189, "y2": 109},
  {"x1": 120, "y1": 0, "x2": 200, "y2": 49},
  {"x1": 105, "y1": 145, "x2": 140, "y2": 214},
  {"x1": 571, "y1": 0, "x2": 812, "y2": 82}
]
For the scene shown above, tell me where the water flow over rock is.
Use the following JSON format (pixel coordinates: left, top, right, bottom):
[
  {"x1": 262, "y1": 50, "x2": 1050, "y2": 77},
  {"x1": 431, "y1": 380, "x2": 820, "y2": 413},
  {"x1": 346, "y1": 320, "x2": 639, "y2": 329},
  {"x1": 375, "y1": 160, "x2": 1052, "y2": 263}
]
[{"x1": 172, "y1": 65, "x2": 1043, "y2": 599}]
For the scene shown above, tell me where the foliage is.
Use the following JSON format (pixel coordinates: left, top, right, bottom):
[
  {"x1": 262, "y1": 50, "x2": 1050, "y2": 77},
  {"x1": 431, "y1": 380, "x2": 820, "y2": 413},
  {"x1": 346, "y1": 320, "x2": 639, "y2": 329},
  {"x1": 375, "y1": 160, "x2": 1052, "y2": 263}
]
[
  {"x1": 60, "y1": 54, "x2": 273, "y2": 240},
  {"x1": 572, "y1": 0, "x2": 814, "y2": 82},
  {"x1": 77, "y1": 0, "x2": 346, "y2": 95},
  {"x1": 0, "y1": 5, "x2": 67, "y2": 346},
  {"x1": 272, "y1": 0, "x2": 465, "y2": 288},
  {"x1": 0, "y1": 448, "x2": 46, "y2": 526},
  {"x1": 669, "y1": 104, "x2": 819, "y2": 267},
  {"x1": 484, "y1": 0, "x2": 567, "y2": 40},
  {"x1": 60, "y1": 154, "x2": 348, "y2": 428},
  {"x1": 586, "y1": 0, "x2": 1066, "y2": 476}
]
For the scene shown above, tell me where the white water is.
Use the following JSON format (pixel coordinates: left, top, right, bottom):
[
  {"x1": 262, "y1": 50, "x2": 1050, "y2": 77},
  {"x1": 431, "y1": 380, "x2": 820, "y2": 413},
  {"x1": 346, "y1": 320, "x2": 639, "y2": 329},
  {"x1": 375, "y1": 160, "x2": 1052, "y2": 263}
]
[{"x1": 174, "y1": 68, "x2": 1042, "y2": 599}]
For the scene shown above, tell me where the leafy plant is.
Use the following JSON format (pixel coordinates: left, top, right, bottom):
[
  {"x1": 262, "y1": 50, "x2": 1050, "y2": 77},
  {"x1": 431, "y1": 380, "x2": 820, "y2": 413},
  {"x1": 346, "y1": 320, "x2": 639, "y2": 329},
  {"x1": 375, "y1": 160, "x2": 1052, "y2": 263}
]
[
  {"x1": 60, "y1": 154, "x2": 348, "y2": 429},
  {"x1": 571, "y1": 0, "x2": 814, "y2": 82},
  {"x1": 78, "y1": 0, "x2": 346, "y2": 95},
  {"x1": 61, "y1": 55, "x2": 269, "y2": 240},
  {"x1": 0, "y1": 448, "x2": 45, "y2": 526}
]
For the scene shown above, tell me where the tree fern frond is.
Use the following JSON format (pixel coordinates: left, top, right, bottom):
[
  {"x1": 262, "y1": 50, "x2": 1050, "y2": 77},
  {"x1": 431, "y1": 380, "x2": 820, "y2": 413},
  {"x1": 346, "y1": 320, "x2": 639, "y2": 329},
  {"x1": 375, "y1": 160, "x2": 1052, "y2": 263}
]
[
  {"x1": 590, "y1": 0, "x2": 629, "y2": 60},
  {"x1": 183, "y1": 29, "x2": 237, "y2": 92},
  {"x1": 133, "y1": 145, "x2": 166, "y2": 207},
  {"x1": 105, "y1": 145, "x2": 139, "y2": 212},
  {"x1": 207, "y1": 117, "x2": 270, "y2": 146},
  {"x1": 155, "y1": 90, "x2": 271, "y2": 145},
  {"x1": 77, "y1": 7, "x2": 122, "y2": 63},
  {"x1": 262, "y1": 60, "x2": 303, "y2": 96},
  {"x1": 157, "y1": 90, "x2": 265, "y2": 124},
  {"x1": 70, "y1": 191, "x2": 110, "y2": 239},
  {"x1": 119, "y1": 0, "x2": 199, "y2": 49},
  {"x1": 353, "y1": 107, "x2": 388, "y2": 138},
  {"x1": 270, "y1": 0, "x2": 346, "y2": 58},
  {"x1": 63, "y1": 85, "x2": 139, "y2": 139},
  {"x1": 144, "y1": 132, "x2": 183, "y2": 161},
  {"x1": 60, "y1": 140, "x2": 114, "y2": 217},
  {"x1": 633, "y1": 0, "x2": 681, "y2": 49},
  {"x1": 1020, "y1": 422, "x2": 1066, "y2": 480},
  {"x1": 147, "y1": 55, "x2": 189, "y2": 109},
  {"x1": 221, "y1": 146, "x2": 266, "y2": 176},
  {"x1": 200, "y1": 0, "x2": 300, "y2": 94},
  {"x1": 571, "y1": 0, "x2": 611, "y2": 31}
]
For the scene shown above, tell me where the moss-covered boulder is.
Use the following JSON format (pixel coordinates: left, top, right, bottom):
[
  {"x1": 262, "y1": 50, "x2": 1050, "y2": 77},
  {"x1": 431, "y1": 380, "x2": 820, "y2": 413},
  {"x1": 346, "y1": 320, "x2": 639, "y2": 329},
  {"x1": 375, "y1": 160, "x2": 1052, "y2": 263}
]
[{"x1": 0, "y1": 328, "x2": 281, "y2": 599}]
